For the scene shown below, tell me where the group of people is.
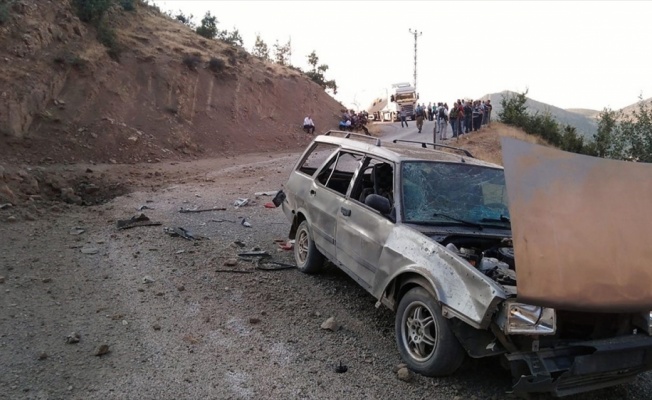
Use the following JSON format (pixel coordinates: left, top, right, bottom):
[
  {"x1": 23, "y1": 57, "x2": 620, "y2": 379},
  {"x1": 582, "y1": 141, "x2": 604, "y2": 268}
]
[
  {"x1": 400, "y1": 99, "x2": 493, "y2": 140},
  {"x1": 302, "y1": 109, "x2": 370, "y2": 135}
]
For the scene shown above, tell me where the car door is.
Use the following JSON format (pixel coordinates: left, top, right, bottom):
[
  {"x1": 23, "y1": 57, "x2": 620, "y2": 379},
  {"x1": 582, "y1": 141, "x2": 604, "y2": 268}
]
[
  {"x1": 336, "y1": 157, "x2": 396, "y2": 292},
  {"x1": 306, "y1": 150, "x2": 362, "y2": 261}
]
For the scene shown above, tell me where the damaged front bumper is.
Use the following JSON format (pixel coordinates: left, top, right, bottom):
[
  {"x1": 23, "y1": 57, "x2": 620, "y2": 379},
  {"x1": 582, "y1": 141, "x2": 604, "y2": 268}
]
[{"x1": 507, "y1": 334, "x2": 652, "y2": 397}]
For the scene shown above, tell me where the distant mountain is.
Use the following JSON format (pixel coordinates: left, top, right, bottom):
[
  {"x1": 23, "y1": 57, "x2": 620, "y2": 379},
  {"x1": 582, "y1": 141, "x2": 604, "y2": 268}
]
[
  {"x1": 620, "y1": 97, "x2": 652, "y2": 118},
  {"x1": 481, "y1": 91, "x2": 599, "y2": 139}
]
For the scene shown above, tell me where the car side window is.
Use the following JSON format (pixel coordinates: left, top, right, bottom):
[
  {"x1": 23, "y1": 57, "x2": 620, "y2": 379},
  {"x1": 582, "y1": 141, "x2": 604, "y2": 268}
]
[
  {"x1": 350, "y1": 157, "x2": 395, "y2": 206},
  {"x1": 316, "y1": 151, "x2": 362, "y2": 196},
  {"x1": 297, "y1": 143, "x2": 338, "y2": 177}
]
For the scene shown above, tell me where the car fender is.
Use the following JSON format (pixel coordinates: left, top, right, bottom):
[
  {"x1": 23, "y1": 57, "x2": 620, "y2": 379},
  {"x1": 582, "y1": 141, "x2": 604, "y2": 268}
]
[{"x1": 374, "y1": 225, "x2": 506, "y2": 329}]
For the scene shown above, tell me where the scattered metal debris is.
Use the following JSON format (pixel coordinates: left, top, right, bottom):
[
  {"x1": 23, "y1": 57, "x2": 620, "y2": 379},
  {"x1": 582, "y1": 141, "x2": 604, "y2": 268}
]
[
  {"x1": 0, "y1": 203, "x2": 13, "y2": 210},
  {"x1": 164, "y1": 227, "x2": 199, "y2": 240},
  {"x1": 254, "y1": 191, "x2": 278, "y2": 196},
  {"x1": 116, "y1": 213, "x2": 162, "y2": 230},
  {"x1": 233, "y1": 198, "x2": 250, "y2": 208},
  {"x1": 80, "y1": 247, "x2": 99, "y2": 255},
  {"x1": 264, "y1": 202, "x2": 276, "y2": 208},
  {"x1": 238, "y1": 250, "x2": 269, "y2": 257},
  {"x1": 209, "y1": 218, "x2": 236, "y2": 223},
  {"x1": 137, "y1": 205, "x2": 154, "y2": 211},
  {"x1": 214, "y1": 268, "x2": 254, "y2": 274},
  {"x1": 256, "y1": 261, "x2": 296, "y2": 271},
  {"x1": 241, "y1": 218, "x2": 252, "y2": 228},
  {"x1": 179, "y1": 206, "x2": 227, "y2": 213}
]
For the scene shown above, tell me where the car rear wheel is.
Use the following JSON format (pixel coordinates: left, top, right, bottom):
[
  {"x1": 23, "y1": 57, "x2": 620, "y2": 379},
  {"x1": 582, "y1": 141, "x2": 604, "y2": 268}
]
[
  {"x1": 294, "y1": 220, "x2": 324, "y2": 274},
  {"x1": 395, "y1": 287, "x2": 465, "y2": 376}
]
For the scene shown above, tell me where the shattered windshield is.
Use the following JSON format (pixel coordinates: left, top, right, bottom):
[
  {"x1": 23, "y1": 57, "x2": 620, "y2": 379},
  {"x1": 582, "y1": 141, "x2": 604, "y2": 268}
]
[{"x1": 401, "y1": 161, "x2": 510, "y2": 228}]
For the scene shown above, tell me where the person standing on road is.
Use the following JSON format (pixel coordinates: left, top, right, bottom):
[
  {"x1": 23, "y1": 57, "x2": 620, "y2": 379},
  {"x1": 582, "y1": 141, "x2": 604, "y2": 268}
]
[
  {"x1": 400, "y1": 109, "x2": 408, "y2": 128},
  {"x1": 303, "y1": 115, "x2": 315, "y2": 134},
  {"x1": 415, "y1": 104, "x2": 425, "y2": 133},
  {"x1": 438, "y1": 103, "x2": 449, "y2": 140},
  {"x1": 449, "y1": 103, "x2": 459, "y2": 137}
]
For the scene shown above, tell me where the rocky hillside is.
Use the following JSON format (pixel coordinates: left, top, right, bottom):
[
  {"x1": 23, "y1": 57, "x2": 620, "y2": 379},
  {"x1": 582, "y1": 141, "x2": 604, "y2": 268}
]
[{"x1": 0, "y1": 0, "x2": 343, "y2": 165}]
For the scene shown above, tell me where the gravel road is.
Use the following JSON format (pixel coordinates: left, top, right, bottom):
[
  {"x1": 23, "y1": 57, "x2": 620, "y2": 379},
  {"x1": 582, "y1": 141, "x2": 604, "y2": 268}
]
[{"x1": 1, "y1": 149, "x2": 652, "y2": 400}]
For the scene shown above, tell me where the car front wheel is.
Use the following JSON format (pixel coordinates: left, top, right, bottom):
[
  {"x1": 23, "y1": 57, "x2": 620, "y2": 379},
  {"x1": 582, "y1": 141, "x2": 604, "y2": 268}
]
[
  {"x1": 294, "y1": 220, "x2": 324, "y2": 274},
  {"x1": 395, "y1": 287, "x2": 465, "y2": 376}
]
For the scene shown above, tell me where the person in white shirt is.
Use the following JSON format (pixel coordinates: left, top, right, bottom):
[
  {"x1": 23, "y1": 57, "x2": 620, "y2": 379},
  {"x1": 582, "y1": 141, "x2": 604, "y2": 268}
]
[{"x1": 303, "y1": 116, "x2": 315, "y2": 134}]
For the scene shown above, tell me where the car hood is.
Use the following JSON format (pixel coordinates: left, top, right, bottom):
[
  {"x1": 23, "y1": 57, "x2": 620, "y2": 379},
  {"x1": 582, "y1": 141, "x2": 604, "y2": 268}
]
[{"x1": 502, "y1": 138, "x2": 652, "y2": 312}]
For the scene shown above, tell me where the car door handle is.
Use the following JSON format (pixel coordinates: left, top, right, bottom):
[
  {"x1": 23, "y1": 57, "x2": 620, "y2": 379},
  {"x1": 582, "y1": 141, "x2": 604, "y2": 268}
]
[
  {"x1": 309, "y1": 189, "x2": 316, "y2": 196},
  {"x1": 340, "y1": 207, "x2": 351, "y2": 217}
]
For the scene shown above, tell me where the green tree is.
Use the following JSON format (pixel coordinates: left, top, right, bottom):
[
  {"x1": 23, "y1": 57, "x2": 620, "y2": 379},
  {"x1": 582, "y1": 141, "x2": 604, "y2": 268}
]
[
  {"x1": 305, "y1": 50, "x2": 337, "y2": 94},
  {"x1": 498, "y1": 90, "x2": 529, "y2": 128},
  {"x1": 273, "y1": 39, "x2": 291, "y2": 66},
  {"x1": 196, "y1": 11, "x2": 218, "y2": 39},
  {"x1": 218, "y1": 27, "x2": 243, "y2": 47},
  {"x1": 174, "y1": 10, "x2": 195, "y2": 28},
  {"x1": 560, "y1": 125, "x2": 585, "y2": 154},
  {"x1": 618, "y1": 97, "x2": 652, "y2": 162},
  {"x1": 593, "y1": 108, "x2": 620, "y2": 158},
  {"x1": 252, "y1": 34, "x2": 270, "y2": 60}
]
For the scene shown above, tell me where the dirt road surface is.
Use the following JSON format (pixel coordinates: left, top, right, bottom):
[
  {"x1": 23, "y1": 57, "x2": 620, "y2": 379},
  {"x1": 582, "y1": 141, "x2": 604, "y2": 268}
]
[{"x1": 2, "y1": 149, "x2": 652, "y2": 400}]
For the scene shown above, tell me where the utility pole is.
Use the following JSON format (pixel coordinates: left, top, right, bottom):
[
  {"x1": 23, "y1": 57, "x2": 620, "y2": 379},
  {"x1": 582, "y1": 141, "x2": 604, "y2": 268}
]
[{"x1": 409, "y1": 28, "x2": 422, "y2": 90}]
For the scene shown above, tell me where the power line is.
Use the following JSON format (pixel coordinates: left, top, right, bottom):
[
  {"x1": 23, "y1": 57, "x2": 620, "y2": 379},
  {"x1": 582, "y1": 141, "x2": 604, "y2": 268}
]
[{"x1": 409, "y1": 28, "x2": 422, "y2": 90}]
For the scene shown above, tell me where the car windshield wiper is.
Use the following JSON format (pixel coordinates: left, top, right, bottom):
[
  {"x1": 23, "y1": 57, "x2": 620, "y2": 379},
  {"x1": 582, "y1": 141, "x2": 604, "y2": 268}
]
[
  {"x1": 432, "y1": 213, "x2": 483, "y2": 230},
  {"x1": 481, "y1": 215, "x2": 511, "y2": 223}
]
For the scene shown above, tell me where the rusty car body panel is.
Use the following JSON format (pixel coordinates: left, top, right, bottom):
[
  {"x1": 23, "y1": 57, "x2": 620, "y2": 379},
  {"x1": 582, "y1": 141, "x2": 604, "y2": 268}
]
[{"x1": 502, "y1": 137, "x2": 652, "y2": 312}]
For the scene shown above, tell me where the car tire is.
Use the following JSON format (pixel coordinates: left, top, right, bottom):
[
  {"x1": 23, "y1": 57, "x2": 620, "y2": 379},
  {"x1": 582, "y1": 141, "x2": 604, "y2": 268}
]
[
  {"x1": 294, "y1": 220, "x2": 324, "y2": 274},
  {"x1": 395, "y1": 286, "x2": 465, "y2": 376}
]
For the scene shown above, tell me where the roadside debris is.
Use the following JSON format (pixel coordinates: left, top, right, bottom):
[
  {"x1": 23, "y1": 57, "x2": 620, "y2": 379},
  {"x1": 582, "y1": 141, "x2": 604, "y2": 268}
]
[
  {"x1": 66, "y1": 332, "x2": 81, "y2": 344},
  {"x1": 94, "y1": 344, "x2": 110, "y2": 357},
  {"x1": 397, "y1": 367, "x2": 412, "y2": 382},
  {"x1": 137, "y1": 205, "x2": 154, "y2": 211},
  {"x1": 231, "y1": 240, "x2": 246, "y2": 248},
  {"x1": 80, "y1": 247, "x2": 99, "y2": 255},
  {"x1": 164, "y1": 227, "x2": 200, "y2": 240},
  {"x1": 321, "y1": 316, "x2": 340, "y2": 331},
  {"x1": 142, "y1": 275, "x2": 155, "y2": 284},
  {"x1": 238, "y1": 250, "x2": 269, "y2": 258},
  {"x1": 241, "y1": 218, "x2": 252, "y2": 228},
  {"x1": 0, "y1": 203, "x2": 12, "y2": 210},
  {"x1": 116, "y1": 213, "x2": 162, "y2": 230},
  {"x1": 209, "y1": 218, "x2": 236, "y2": 223},
  {"x1": 335, "y1": 361, "x2": 348, "y2": 373},
  {"x1": 256, "y1": 261, "x2": 296, "y2": 271},
  {"x1": 278, "y1": 240, "x2": 294, "y2": 251},
  {"x1": 233, "y1": 198, "x2": 249, "y2": 208},
  {"x1": 254, "y1": 191, "x2": 278, "y2": 196},
  {"x1": 264, "y1": 202, "x2": 276, "y2": 208},
  {"x1": 69, "y1": 227, "x2": 86, "y2": 235},
  {"x1": 179, "y1": 206, "x2": 226, "y2": 213}
]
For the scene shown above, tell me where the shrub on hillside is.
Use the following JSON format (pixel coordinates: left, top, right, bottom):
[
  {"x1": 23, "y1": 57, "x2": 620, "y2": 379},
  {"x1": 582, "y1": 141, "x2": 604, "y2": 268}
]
[
  {"x1": 97, "y1": 22, "x2": 121, "y2": 60},
  {"x1": 0, "y1": 0, "x2": 14, "y2": 25},
  {"x1": 208, "y1": 57, "x2": 225, "y2": 72},
  {"x1": 182, "y1": 54, "x2": 201, "y2": 70},
  {"x1": 120, "y1": 0, "x2": 135, "y2": 11},
  {"x1": 73, "y1": 0, "x2": 112, "y2": 24}
]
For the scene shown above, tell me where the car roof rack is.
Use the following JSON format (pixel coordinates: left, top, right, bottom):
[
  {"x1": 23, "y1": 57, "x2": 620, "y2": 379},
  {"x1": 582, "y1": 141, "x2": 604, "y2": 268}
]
[
  {"x1": 324, "y1": 130, "x2": 381, "y2": 147},
  {"x1": 391, "y1": 139, "x2": 475, "y2": 158}
]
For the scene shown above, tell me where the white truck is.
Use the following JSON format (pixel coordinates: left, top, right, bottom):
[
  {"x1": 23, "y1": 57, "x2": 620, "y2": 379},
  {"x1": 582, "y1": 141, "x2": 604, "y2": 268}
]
[{"x1": 369, "y1": 82, "x2": 419, "y2": 122}]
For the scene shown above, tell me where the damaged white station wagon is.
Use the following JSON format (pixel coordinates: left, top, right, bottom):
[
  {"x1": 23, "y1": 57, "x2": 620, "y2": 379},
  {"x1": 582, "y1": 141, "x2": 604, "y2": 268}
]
[{"x1": 278, "y1": 131, "x2": 652, "y2": 397}]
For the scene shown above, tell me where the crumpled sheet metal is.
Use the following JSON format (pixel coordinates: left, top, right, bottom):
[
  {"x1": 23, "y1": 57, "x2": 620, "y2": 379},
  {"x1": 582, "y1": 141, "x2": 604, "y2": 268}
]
[{"x1": 502, "y1": 137, "x2": 652, "y2": 312}]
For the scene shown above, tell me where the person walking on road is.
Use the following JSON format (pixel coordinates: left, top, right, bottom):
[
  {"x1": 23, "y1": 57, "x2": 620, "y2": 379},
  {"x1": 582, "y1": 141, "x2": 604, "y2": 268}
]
[
  {"x1": 438, "y1": 103, "x2": 449, "y2": 140},
  {"x1": 400, "y1": 109, "x2": 408, "y2": 128},
  {"x1": 415, "y1": 104, "x2": 425, "y2": 133}
]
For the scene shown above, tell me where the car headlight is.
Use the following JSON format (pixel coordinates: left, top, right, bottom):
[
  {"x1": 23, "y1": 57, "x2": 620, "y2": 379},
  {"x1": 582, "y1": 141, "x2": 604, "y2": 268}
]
[{"x1": 496, "y1": 300, "x2": 556, "y2": 336}]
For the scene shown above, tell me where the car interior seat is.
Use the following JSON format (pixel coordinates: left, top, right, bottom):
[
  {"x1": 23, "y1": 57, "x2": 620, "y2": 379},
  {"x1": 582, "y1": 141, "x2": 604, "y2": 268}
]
[{"x1": 373, "y1": 163, "x2": 394, "y2": 205}]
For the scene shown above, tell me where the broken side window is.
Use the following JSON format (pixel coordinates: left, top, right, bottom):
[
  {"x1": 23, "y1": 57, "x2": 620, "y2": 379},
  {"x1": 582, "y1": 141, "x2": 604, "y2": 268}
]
[
  {"x1": 297, "y1": 142, "x2": 338, "y2": 177},
  {"x1": 316, "y1": 151, "x2": 363, "y2": 196}
]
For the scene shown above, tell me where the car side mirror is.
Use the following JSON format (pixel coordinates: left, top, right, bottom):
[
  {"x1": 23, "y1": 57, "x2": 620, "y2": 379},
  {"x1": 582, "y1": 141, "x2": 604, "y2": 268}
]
[
  {"x1": 390, "y1": 95, "x2": 395, "y2": 102},
  {"x1": 365, "y1": 194, "x2": 391, "y2": 215}
]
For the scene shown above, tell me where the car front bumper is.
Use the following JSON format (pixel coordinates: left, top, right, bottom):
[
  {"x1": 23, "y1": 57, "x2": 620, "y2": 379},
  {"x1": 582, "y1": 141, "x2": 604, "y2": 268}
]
[{"x1": 507, "y1": 334, "x2": 652, "y2": 397}]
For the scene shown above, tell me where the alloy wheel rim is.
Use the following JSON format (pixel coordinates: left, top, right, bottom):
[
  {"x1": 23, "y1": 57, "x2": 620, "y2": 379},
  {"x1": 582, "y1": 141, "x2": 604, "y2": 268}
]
[
  {"x1": 401, "y1": 301, "x2": 437, "y2": 362},
  {"x1": 297, "y1": 229, "x2": 309, "y2": 264}
]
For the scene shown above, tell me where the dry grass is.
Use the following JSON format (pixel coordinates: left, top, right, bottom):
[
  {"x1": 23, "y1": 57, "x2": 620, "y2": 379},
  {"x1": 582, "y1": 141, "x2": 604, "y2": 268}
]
[{"x1": 451, "y1": 122, "x2": 548, "y2": 165}]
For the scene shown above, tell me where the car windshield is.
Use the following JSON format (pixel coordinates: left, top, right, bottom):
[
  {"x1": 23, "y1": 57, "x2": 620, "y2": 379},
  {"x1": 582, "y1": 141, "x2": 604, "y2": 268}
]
[
  {"x1": 395, "y1": 93, "x2": 415, "y2": 102},
  {"x1": 401, "y1": 161, "x2": 510, "y2": 228}
]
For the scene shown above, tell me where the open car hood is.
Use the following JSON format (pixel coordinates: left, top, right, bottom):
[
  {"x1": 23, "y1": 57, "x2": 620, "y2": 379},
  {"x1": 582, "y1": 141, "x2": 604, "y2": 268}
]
[{"x1": 502, "y1": 138, "x2": 652, "y2": 312}]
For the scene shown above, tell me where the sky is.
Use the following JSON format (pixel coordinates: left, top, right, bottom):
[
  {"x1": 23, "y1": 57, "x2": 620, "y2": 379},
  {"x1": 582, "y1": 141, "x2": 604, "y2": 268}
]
[{"x1": 152, "y1": 1, "x2": 652, "y2": 112}]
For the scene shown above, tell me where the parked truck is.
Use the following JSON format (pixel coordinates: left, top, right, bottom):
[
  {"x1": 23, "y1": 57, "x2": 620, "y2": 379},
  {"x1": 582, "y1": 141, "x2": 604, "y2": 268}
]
[{"x1": 368, "y1": 82, "x2": 419, "y2": 122}]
